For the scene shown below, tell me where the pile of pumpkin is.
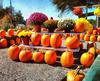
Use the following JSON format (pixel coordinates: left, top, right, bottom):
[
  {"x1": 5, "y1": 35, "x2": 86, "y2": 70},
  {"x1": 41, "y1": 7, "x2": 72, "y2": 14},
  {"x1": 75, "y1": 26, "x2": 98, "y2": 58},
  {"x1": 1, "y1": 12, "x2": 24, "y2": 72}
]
[
  {"x1": 30, "y1": 33, "x2": 81, "y2": 49},
  {"x1": 79, "y1": 28, "x2": 100, "y2": 42},
  {"x1": 8, "y1": 44, "x2": 100, "y2": 67},
  {"x1": 0, "y1": 29, "x2": 22, "y2": 48}
]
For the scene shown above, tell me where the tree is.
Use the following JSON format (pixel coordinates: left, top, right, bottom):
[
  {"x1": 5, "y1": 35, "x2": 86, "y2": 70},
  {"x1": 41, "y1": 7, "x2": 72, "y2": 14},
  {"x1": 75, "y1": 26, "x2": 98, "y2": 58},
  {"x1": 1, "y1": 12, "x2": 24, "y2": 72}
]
[
  {"x1": 13, "y1": 10, "x2": 24, "y2": 25},
  {"x1": 52, "y1": 0, "x2": 99, "y2": 13}
]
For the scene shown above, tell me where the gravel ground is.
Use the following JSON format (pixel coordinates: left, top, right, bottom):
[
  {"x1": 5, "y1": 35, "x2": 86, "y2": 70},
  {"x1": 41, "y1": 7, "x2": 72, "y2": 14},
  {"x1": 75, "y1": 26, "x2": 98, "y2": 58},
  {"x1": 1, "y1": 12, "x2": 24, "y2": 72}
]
[{"x1": 0, "y1": 43, "x2": 99, "y2": 81}]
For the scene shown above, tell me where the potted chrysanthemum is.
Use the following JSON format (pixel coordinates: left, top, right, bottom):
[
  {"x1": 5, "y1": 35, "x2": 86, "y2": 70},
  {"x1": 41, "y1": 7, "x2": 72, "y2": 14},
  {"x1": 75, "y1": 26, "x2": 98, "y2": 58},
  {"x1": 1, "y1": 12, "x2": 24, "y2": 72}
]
[{"x1": 26, "y1": 12, "x2": 48, "y2": 32}]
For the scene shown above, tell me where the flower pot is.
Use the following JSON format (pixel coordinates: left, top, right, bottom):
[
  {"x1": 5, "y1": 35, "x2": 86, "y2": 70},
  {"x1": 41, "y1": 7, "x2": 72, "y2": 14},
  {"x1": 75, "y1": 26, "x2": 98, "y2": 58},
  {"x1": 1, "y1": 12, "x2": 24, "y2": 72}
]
[
  {"x1": 21, "y1": 37, "x2": 30, "y2": 45},
  {"x1": 32, "y1": 25, "x2": 41, "y2": 32}
]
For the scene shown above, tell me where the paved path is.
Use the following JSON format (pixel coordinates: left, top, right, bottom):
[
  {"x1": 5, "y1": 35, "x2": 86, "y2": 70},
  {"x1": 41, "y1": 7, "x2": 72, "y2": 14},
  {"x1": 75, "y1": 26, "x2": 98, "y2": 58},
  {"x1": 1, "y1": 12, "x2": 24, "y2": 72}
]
[{"x1": 0, "y1": 42, "x2": 99, "y2": 81}]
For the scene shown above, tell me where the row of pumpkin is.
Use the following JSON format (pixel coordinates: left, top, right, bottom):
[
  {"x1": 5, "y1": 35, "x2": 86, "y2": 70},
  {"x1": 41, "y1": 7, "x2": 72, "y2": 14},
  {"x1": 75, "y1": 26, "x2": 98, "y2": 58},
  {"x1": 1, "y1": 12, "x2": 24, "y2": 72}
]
[{"x1": 8, "y1": 44, "x2": 100, "y2": 67}]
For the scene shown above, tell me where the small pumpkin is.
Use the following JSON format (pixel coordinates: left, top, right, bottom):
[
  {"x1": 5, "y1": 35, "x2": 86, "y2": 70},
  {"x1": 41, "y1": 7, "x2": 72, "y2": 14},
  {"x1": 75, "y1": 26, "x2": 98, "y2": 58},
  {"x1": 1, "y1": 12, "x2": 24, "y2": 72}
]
[
  {"x1": 79, "y1": 33, "x2": 84, "y2": 40},
  {"x1": 67, "y1": 67, "x2": 85, "y2": 81},
  {"x1": 86, "y1": 30, "x2": 93, "y2": 35},
  {"x1": 84, "y1": 34, "x2": 90, "y2": 41},
  {"x1": 41, "y1": 34, "x2": 50, "y2": 47},
  {"x1": 10, "y1": 39, "x2": 15, "y2": 46},
  {"x1": 44, "y1": 50, "x2": 57, "y2": 65},
  {"x1": 97, "y1": 35, "x2": 100, "y2": 42},
  {"x1": 73, "y1": 7, "x2": 83, "y2": 16},
  {"x1": 88, "y1": 47, "x2": 100, "y2": 55},
  {"x1": 74, "y1": 22, "x2": 85, "y2": 33},
  {"x1": 80, "y1": 52, "x2": 94, "y2": 67},
  {"x1": 0, "y1": 38, "x2": 7, "y2": 48},
  {"x1": 8, "y1": 45, "x2": 20, "y2": 61},
  {"x1": 16, "y1": 37, "x2": 21, "y2": 45},
  {"x1": 19, "y1": 49, "x2": 32, "y2": 63},
  {"x1": 22, "y1": 37, "x2": 30, "y2": 45},
  {"x1": 50, "y1": 34, "x2": 62, "y2": 48},
  {"x1": 32, "y1": 51, "x2": 44, "y2": 62},
  {"x1": 93, "y1": 29, "x2": 97, "y2": 35},
  {"x1": 65, "y1": 35, "x2": 80, "y2": 49},
  {"x1": 60, "y1": 51, "x2": 74, "y2": 67},
  {"x1": 90, "y1": 35, "x2": 96, "y2": 42},
  {"x1": 0, "y1": 30, "x2": 6, "y2": 38},
  {"x1": 31, "y1": 33, "x2": 41, "y2": 46},
  {"x1": 7, "y1": 28, "x2": 14, "y2": 36}
]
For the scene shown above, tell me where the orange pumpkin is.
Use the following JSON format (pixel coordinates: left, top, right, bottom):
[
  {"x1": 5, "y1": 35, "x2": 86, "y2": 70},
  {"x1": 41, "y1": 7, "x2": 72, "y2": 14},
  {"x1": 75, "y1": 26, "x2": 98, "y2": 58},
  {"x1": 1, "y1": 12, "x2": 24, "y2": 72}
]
[
  {"x1": 65, "y1": 36, "x2": 80, "y2": 49},
  {"x1": 41, "y1": 34, "x2": 50, "y2": 47},
  {"x1": 50, "y1": 34, "x2": 62, "y2": 48},
  {"x1": 0, "y1": 30, "x2": 6, "y2": 38},
  {"x1": 10, "y1": 39, "x2": 15, "y2": 46},
  {"x1": 86, "y1": 30, "x2": 93, "y2": 35},
  {"x1": 8, "y1": 28, "x2": 14, "y2": 36},
  {"x1": 84, "y1": 34, "x2": 90, "y2": 41},
  {"x1": 74, "y1": 22, "x2": 84, "y2": 32},
  {"x1": 0, "y1": 38, "x2": 7, "y2": 48},
  {"x1": 93, "y1": 30, "x2": 97, "y2": 35},
  {"x1": 8, "y1": 45, "x2": 20, "y2": 61},
  {"x1": 31, "y1": 33, "x2": 41, "y2": 46},
  {"x1": 67, "y1": 69, "x2": 85, "y2": 81},
  {"x1": 88, "y1": 47, "x2": 100, "y2": 54},
  {"x1": 79, "y1": 42, "x2": 83, "y2": 49},
  {"x1": 90, "y1": 35, "x2": 96, "y2": 42},
  {"x1": 97, "y1": 36, "x2": 100, "y2": 42},
  {"x1": 60, "y1": 51, "x2": 74, "y2": 67},
  {"x1": 79, "y1": 33, "x2": 84, "y2": 40},
  {"x1": 80, "y1": 52, "x2": 94, "y2": 67},
  {"x1": 19, "y1": 49, "x2": 32, "y2": 63},
  {"x1": 16, "y1": 37, "x2": 21, "y2": 45},
  {"x1": 44, "y1": 50, "x2": 57, "y2": 65},
  {"x1": 32, "y1": 51, "x2": 44, "y2": 62}
]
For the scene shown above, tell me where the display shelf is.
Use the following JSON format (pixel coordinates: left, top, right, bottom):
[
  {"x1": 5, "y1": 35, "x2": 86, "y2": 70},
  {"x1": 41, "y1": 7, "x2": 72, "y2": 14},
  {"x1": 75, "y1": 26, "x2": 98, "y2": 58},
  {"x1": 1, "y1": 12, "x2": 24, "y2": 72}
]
[
  {"x1": 24, "y1": 44, "x2": 80, "y2": 52},
  {"x1": 32, "y1": 32, "x2": 84, "y2": 35}
]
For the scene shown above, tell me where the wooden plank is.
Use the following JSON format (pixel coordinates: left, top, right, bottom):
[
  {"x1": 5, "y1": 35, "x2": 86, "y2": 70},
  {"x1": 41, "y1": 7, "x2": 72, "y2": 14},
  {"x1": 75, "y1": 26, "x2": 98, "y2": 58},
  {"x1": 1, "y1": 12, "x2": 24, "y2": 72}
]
[{"x1": 24, "y1": 45, "x2": 80, "y2": 52}]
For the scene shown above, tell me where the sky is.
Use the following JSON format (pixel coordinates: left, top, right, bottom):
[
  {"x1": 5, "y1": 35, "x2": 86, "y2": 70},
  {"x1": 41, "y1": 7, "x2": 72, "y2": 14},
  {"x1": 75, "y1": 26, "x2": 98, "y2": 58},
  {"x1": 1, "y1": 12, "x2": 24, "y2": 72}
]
[{"x1": 3, "y1": 0, "x2": 95, "y2": 20}]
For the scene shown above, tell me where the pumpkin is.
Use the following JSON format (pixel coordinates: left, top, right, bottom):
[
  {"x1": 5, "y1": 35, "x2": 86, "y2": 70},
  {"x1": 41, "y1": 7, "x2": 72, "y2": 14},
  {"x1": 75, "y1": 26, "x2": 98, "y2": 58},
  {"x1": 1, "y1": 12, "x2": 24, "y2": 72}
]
[
  {"x1": 60, "y1": 51, "x2": 74, "y2": 67},
  {"x1": 74, "y1": 22, "x2": 84, "y2": 33},
  {"x1": 44, "y1": 50, "x2": 57, "y2": 65},
  {"x1": 31, "y1": 33, "x2": 41, "y2": 46},
  {"x1": 65, "y1": 35, "x2": 80, "y2": 49},
  {"x1": 79, "y1": 42, "x2": 83, "y2": 49},
  {"x1": 41, "y1": 34, "x2": 50, "y2": 47},
  {"x1": 50, "y1": 34, "x2": 62, "y2": 48},
  {"x1": 8, "y1": 28, "x2": 14, "y2": 36},
  {"x1": 16, "y1": 37, "x2": 21, "y2": 45},
  {"x1": 0, "y1": 30, "x2": 6, "y2": 38},
  {"x1": 93, "y1": 29, "x2": 97, "y2": 35},
  {"x1": 90, "y1": 35, "x2": 96, "y2": 42},
  {"x1": 67, "y1": 67, "x2": 85, "y2": 81},
  {"x1": 73, "y1": 7, "x2": 83, "y2": 16},
  {"x1": 19, "y1": 49, "x2": 32, "y2": 63},
  {"x1": 79, "y1": 33, "x2": 84, "y2": 40},
  {"x1": 21, "y1": 37, "x2": 30, "y2": 45},
  {"x1": 32, "y1": 51, "x2": 44, "y2": 62},
  {"x1": 80, "y1": 52, "x2": 94, "y2": 67},
  {"x1": 86, "y1": 30, "x2": 93, "y2": 35},
  {"x1": 84, "y1": 34, "x2": 90, "y2": 41},
  {"x1": 8, "y1": 45, "x2": 20, "y2": 61},
  {"x1": 0, "y1": 38, "x2": 7, "y2": 48},
  {"x1": 88, "y1": 47, "x2": 100, "y2": 54},
  {"x1": 97, "y1": 36, "x2": 100, "y2": 42},
  {"x1": 10, "y1": 39, "x2": 15, "y2": 46}
]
